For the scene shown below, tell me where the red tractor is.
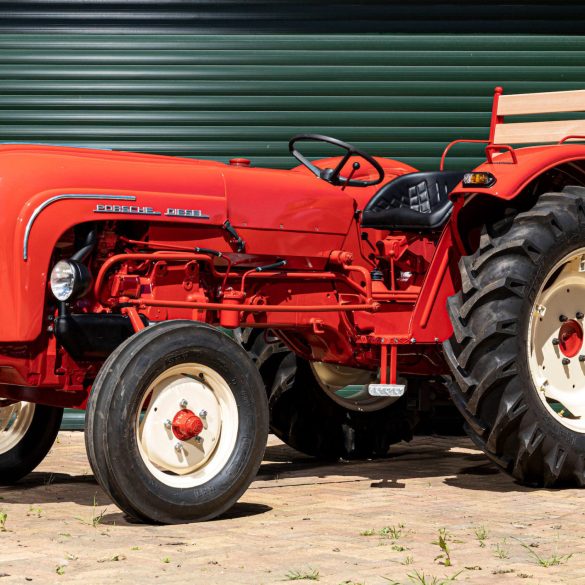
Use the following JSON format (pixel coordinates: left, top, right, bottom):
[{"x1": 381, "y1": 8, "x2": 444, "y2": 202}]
[{"x1": 2, "y1": 86, "x2": 585, "y2": 523}]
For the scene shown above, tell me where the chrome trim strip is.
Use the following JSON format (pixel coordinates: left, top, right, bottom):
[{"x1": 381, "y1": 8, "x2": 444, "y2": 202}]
[{"x1": 23, "y1": 194, "x2": 136, "y2": 261}]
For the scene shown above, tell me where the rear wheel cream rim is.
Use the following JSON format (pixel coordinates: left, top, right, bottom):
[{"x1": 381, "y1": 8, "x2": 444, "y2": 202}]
[
  {"x1": 528, "y1": 248, "x2": 585, "y2": 432},
  {"x1": 137, "y1": 363, "x2": 238, "y2": 488},
  {"x1": 0, "y1": 402, "x2": 35, "y2": 455}
]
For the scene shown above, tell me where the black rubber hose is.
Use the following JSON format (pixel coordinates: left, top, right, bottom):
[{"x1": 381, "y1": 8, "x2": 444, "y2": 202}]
[{"x1": 71, "y1": 229, "x2": 97, "y2": 262}]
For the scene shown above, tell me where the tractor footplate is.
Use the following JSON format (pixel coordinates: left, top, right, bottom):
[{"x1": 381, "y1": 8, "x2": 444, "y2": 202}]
[{"x1": 367, "y1": 384, "x2": 405, "y2": 397}]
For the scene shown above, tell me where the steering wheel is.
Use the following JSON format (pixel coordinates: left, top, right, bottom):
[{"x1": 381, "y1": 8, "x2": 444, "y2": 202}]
[{"x1": 289, "y1": 134, "x2": 384, "y2": 187}]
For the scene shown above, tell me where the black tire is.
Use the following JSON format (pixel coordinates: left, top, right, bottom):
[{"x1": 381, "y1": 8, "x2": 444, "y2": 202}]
[
  {"x1": 242, "y1": 329, "x2": 290, "y2": 391},
  {"x1": 444, "y1": 185, "x2": 585, "y2": 486},
  {"x1": 0, "y1": 403, "x2": 63, "y2": 484},
  {"x1": 243, "y1": 329, "x2": 462, "y2": 446},
  {"x1": 268, "y1": 352, "x2": 412, "y2": 459},
  {"x1": 85, "y1": 320, "x2": 268, "y2": 524}
]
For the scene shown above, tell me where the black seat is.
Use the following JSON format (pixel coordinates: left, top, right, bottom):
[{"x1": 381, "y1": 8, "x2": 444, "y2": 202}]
[{"x1": 361, "y1": 170, "x2": 465, "y2": 231}]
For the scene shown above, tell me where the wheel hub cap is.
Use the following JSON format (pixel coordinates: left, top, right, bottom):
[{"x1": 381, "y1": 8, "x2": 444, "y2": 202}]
[
  {"x1": 139, "y1": 372, "x2": 223, "y2": 476},
  {"x1": 171, "y1": 409, "x2": 204, "y2": 441},
  {"x1": 558, "y1": 320, "x2": 583, "y2": 358}
]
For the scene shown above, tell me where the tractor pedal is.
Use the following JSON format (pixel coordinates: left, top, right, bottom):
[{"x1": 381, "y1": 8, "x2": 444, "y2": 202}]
[{"x1": 367, "y1": 384, "x2": 406, "y2": 397}]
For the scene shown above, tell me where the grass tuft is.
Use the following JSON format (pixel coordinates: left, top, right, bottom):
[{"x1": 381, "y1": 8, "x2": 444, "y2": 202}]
[
  {"x1": 519, "y1": 542, "x2": 573, "y2": 567},
  {"x1": 432, "y1": 529, "x2": 453, "y2": 567},
  {"x1": 76, "y1": 495, "x2": 108, "y2": 528},
  {"x1": 474, "y1": 525, "x2": 488, "y2": 547},
  {"x1": 493, "y1": 540, "x2": 510, "y2": 559},
  {"x1": 285, "y1": 568, "x2": 320, "y2": 581},
  {"x1": 407, "y1": 569, "x2": 462, "y2": 585}
]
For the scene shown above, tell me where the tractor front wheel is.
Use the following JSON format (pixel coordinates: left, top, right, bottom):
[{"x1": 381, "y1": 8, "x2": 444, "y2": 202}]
[
  {"x1": 85, "y1": 320, "x2": 268, "y2": 524},
  {"x1": 0, "y1": 401, "x2": 63, "y2": 483},
  {"x1": 445, "y1": 186, "x2": 585, "y2": 486}
]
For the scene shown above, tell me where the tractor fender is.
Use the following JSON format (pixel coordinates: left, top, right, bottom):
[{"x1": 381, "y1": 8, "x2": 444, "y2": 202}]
[
  {"x1": 451, "y1": 143, "x2": 585, "y2": 201},
  {"x1": 451, "y1": 143, "x2": 585, "y2": 252}
]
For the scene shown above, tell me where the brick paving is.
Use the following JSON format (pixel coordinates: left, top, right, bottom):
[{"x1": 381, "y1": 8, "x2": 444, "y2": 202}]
[{"x1": 0, "y1": 432, "x2": 584, "y2": 584}]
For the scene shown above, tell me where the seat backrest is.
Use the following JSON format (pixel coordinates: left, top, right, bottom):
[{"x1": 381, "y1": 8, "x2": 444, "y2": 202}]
[
  {"x1": 490, "y1": 87, "x2": 585, "y2": 144},
  {"x1": 365, "y1": 171, "x2": 464, "y2": 214}
]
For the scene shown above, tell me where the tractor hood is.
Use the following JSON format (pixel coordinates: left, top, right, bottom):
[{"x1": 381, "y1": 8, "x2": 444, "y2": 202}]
[
  {"x1": 0, "y1": 145, "x2": 413, "y2": 265},
  {"x1": 0, "y1": 144, "x2": 413, "y2": 341}
]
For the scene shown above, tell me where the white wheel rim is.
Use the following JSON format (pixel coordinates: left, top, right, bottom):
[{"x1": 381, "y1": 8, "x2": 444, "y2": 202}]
[
  {"x1": 310, "y1": 362, "x2": 398, "y2": 412},
  {"x1": 0, "y1": 402, "x2": 35, "y2": 454},
  {"x1": 136, "y1": 363, "x2": 238, "y2": 488},
  {"x1": 528, "y1": 248, "x2": 585, "y2": 432}
]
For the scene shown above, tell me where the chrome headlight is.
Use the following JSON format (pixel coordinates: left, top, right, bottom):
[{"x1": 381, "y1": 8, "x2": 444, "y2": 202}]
[{"x1": 50, "y1": 260, "x2": 91, "y2": 302}]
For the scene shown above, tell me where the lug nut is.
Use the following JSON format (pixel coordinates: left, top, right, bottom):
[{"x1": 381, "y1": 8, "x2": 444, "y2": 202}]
[
  {"x1": 199, "y1": 409, "x2": 207, "y2": 418},
  {"x1": 562, "y1": 358, "x2": 571, "y2": 365},
  {"x1": 180, "y1": 399, "x2": 188, "y2": 409},
  {"x1": 560, "y1": 314, "x2": 568, "y2": 322},
  {"x1": 164, "y1": 419, "x2": 172, "y2": 429},
  {"x1": 552, "y1": 338, "x2": 560, "y2": 346},
  {"x1": 577, "y1": 312, "x2": 584, "y2": 320},
  {"x1": 174, "y1": 443, "x2": 183, "y2": 452}
]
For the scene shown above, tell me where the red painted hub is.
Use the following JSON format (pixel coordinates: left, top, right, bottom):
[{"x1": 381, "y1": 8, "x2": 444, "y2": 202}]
[
  {"x1": 171, "y1": 409, "x2": 204, "y2": 441},
  {"x1": 559, "y1": 319, "x2": 584, "y2": 358}
]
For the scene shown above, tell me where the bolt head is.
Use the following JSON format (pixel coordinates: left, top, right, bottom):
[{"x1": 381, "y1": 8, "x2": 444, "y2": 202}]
[
  {"x1": 577, "y1": 312, "x2": 585, "y2": 320},
  {"x1": 560, "y1": 314, "x2": 568, "y2": 322},
  {"x1": 579, "y1": 355, "x2": 585, "y2": 362},
  {"x1": 552, "y1": 338, "x2": 560, "y2": 346},
  {"x1": 562, "y1": 357, "x2": 571, "y2": 365},
  {"x1": 199, "y1": 409, "x2": 207, "y2": 418},
  {"x1": 174, "y1": 443, "x2": 183, "y2": 452},
  {"x1": 410, "y1": 338, "x2": 416, "y2": 344},
  {"x1": 194, "y1": 436, "x2": 203, "y2": 444},
  {"x1": 164, "y1": 419, "x2": 172, "y2": 429},
  {"x1": 179, "y1": 399, "x2": 188, "y2": 409}
]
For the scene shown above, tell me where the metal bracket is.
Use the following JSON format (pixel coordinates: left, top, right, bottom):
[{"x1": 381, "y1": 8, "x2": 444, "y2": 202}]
[
  {"x1": 223, "y1": 219, "x2": 246, "y2": 252},
  {"x1": 368, "y1": 384, "x2": 405, "y2": 397},
  {"x1": 380, "y1": 344, "x2": 398, "y2": 384}
]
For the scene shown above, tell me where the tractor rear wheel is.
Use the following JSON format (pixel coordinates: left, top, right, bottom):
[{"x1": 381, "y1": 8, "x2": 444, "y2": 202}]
[
  {"x1": 0, "y1": 401, "x2": 63, "y2": 483},
  {"x1": 444, "y1": 186, "x2": 585, "y2": 486},
  {"x1": 85, "y1": 320, "x2": 268, "y2": 524},
  {"x1": 267, "y1": 352, "x2": 411, "y2": 459}
]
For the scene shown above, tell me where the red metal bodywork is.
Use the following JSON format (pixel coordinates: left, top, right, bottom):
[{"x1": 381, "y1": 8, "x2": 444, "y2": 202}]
[
  {"x1": 2, "y1": 87, "x2": 585, "y2": 409},
  {"x1": 452, "y1": 143, "x2": 585, "y2": 199}
]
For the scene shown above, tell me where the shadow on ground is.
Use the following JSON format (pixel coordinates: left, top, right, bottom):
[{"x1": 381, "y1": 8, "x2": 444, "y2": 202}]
[
  {"x1": 99, "y1": 502, "x2": 273, "y2": 526},
  {"x1": 256, "y1": 436, "x2": 538, "y2": 495},
  {"x1": 0, "y1": 435, "x2": 544, "y2": 522}
]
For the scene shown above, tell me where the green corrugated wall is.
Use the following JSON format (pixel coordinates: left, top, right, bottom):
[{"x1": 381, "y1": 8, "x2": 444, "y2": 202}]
[
  {"x1": 2, "y1": 34, "x2": 585, "y2": 172},
  {"x1": 0, "y1": 3, "x2": 583, "y2": 428}
]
